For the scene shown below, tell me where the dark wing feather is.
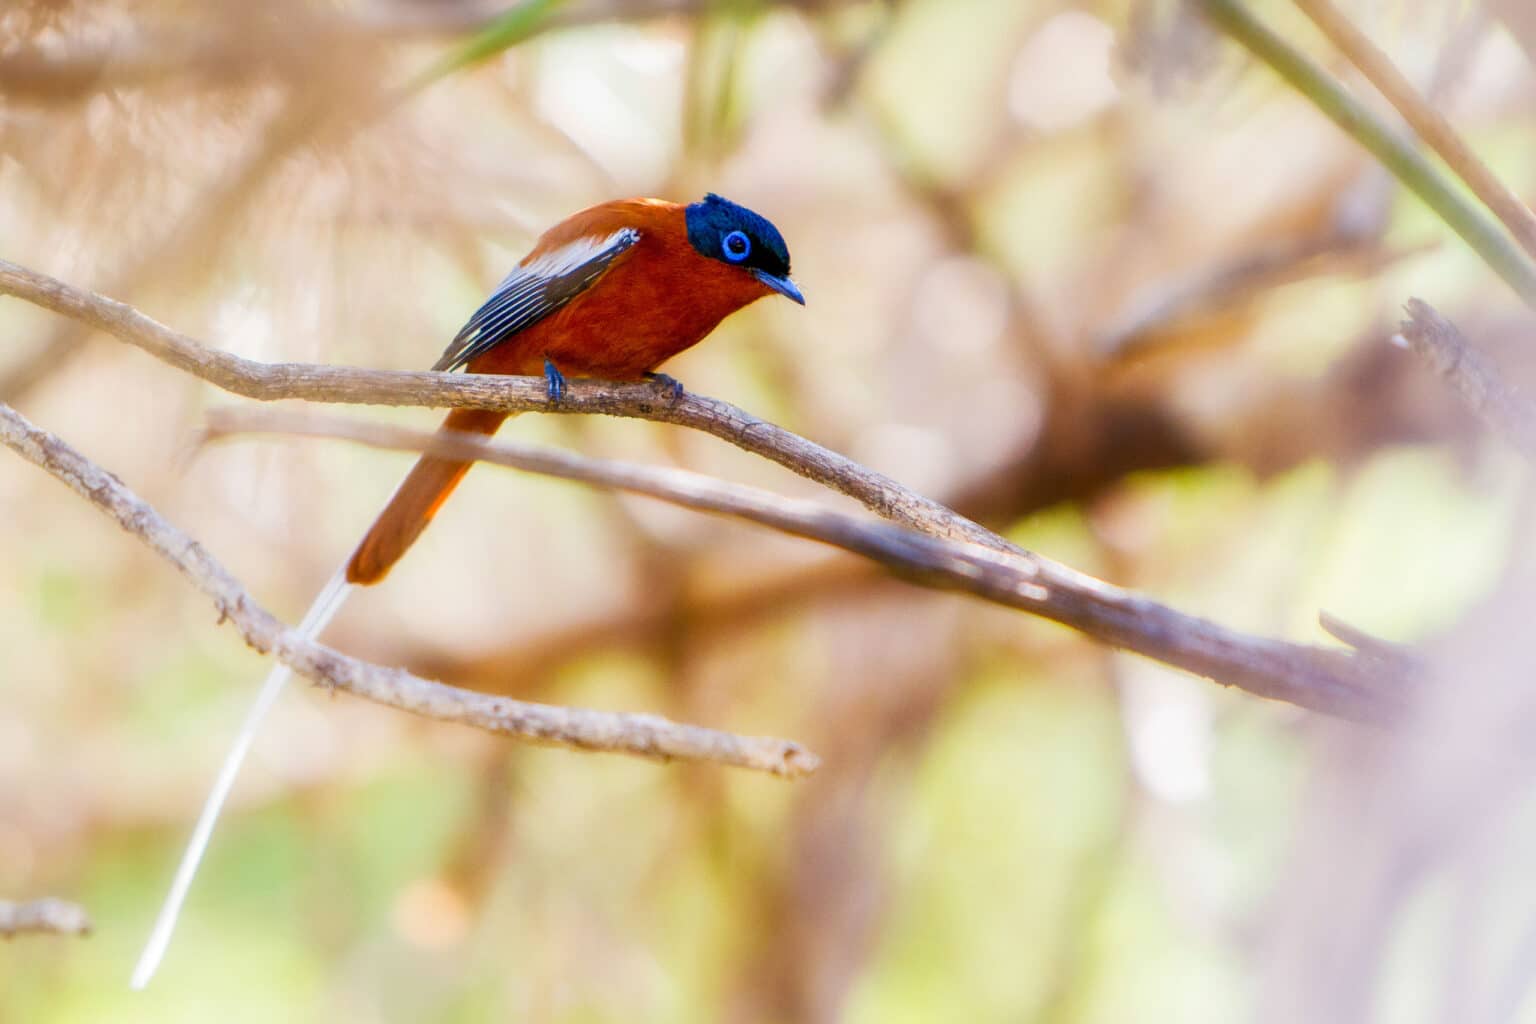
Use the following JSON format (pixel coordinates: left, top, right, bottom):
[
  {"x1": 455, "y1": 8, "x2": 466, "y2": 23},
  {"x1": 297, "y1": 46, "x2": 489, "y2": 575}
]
[{"x1": 432, "y1": 228, "x2": 640, "y2": 372}]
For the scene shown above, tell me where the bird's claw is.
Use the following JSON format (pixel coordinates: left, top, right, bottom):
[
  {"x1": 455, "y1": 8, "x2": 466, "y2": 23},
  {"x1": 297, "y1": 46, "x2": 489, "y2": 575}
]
[
  {"x1": 543, "y1": 357, "x2": 567, "y2": 403},
  {"x1": 645, "y1": 372, "x2": 685, "y2": 402}
]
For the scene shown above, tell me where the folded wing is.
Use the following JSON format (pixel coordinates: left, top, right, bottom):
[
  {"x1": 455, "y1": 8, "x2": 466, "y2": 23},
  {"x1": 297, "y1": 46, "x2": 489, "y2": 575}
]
[{"x1": 433, "y1": 227, "x2": 641, "y2": 373}]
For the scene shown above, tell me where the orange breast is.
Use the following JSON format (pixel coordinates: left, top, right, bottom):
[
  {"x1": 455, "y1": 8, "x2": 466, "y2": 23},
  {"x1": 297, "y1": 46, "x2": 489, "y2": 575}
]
[{"x1": 465, "y1": 201, "x2": 773, "y2": 380}]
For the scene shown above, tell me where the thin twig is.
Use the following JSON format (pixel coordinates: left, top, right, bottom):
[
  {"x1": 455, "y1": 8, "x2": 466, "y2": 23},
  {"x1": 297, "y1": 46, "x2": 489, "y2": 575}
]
[
  {"x1": 1291, "y1": 0, "x2": 1536, "y2": 265},
  {"x1": 1318, "y1": 610, "x2": 1424, "y2": 677},
  {"x1": 0, "y1": 401, "x2": 817, "y2": 778},
  {"x1": 1096, "y1": 233, "x2": 1415, "y2": 359},
  {"x1": 0, "y1": 899, "x2": 92, "y2": 938},
  {"x1": 1195, "y1": 0, "x2": 1536, "y2": 310},
  {"x1": 1396, "y1": 298, "x2": 1536, "y2": 459},
  {"x1": 204, "y1": 406, "x2": 1399, "y2": 720}
]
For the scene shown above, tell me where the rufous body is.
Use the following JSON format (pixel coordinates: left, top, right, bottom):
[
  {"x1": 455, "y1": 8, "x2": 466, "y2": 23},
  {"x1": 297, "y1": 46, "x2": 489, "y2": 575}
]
[
  {"x1": 346, "y1": 196, "x2": 797, "y2": 584},
  {"x1": 468, "y1": 199, "x2": 776, "y2": 380},
  {"x1": 133, "y1": 194, "x2": 801, "y2": 990}
]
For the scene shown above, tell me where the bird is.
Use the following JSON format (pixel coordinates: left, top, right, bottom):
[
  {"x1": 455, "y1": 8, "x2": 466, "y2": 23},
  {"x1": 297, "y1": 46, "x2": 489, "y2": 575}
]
[{"x1": 132, "y1": 193, "x2": 803, "y2": 988}]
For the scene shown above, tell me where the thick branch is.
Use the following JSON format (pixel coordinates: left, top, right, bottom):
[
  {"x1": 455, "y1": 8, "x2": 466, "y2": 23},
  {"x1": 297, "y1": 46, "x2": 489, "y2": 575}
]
[
  {"x1": 0, "y1": 256, "x2": 1004, "y2": 552},
  {"x1": 0, "y1": 402, "x2": 817, "y2": 778},
  {"x1": 0, "y1": 899, "x2": 92, "y2": 938},
  {"x1": 1397, "y1": 298, "x2": 1536, "y2": 459},
  {"x1": 206, "y1": 408, "x2": 1399, "y2": 721},
  {"x1": 1, "y1": 256, "x2": 1400, "y2": 718}
]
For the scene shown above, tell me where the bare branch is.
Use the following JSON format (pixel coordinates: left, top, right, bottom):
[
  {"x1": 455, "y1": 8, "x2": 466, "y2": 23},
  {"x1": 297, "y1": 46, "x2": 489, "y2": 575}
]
[
  {"x1": 1095, "y1": 233, "x2": 1411, "y2": 359},
  {"x1": 0, "y1": 255, "x2": 1403, "y2": 717},
  {"x1": 1318, "y1": 611, "x2": 1425, "y2": 678},
  {"x1": 1397, "y1": 298, "x2": 1536, "y2": 459},
  {"x1": 0, "y1": 899, "x2": 92, "y2": 938},
  {"x1": 0, "y1": 255, "x2": 1017, "y2": 552},
  {"x1": 204, "y1": 407, "x2": 1400, "y2": 721},
  {"x1": 0, "y1": 402, "x2": 818, "y2": 778}
]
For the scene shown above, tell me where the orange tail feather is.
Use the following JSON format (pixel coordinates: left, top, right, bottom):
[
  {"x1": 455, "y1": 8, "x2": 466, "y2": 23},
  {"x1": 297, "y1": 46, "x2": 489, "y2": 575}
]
[{"x1": 345, "y1": 408, "x2": 509, "y2": 585}]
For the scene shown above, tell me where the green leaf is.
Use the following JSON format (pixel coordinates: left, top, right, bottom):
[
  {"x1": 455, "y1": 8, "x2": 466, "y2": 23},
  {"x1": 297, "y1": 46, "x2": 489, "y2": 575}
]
[{"x1": 407, "y1": 0, "x2": 570, "y2": 93}]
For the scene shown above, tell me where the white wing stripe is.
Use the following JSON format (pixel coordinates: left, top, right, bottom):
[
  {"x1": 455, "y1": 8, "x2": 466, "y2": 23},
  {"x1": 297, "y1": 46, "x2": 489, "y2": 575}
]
[
  {"x1": 435, "y1": 227, "x2": 640, "y2": 372},
  {"x1": 517, "y1": 227, "x2": 639, "y2": 280},
  {"x1": 463, "y1": 228, "x2": 637, "y2": 338}
]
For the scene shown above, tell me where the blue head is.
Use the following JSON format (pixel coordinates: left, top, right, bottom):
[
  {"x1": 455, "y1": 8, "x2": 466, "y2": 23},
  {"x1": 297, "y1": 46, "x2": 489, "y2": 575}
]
[{"x1": 685, "y1": 193, "x2": 804, "y2": 305}]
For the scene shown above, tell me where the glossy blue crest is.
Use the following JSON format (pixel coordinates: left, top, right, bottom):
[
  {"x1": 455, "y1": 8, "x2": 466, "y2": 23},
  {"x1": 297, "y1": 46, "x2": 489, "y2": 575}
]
[{"x1": 684, "y1": 193, "x2": 791, "y2": 279}]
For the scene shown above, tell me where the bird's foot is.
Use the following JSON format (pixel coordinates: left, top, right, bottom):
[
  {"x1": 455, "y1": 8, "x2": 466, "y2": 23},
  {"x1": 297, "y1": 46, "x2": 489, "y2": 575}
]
[
  {"x1": 543, "y1": 358, "x2": 567, "y2": 403},
  {"x1": 645, "y1": 372, "x2": 685, "y2": 402}
]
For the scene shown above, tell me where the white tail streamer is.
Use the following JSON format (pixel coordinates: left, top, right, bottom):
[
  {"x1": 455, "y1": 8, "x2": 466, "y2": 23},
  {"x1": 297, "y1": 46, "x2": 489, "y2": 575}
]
[{"x1": 130, "y1": 568, "x2": 355, "y2": 989}]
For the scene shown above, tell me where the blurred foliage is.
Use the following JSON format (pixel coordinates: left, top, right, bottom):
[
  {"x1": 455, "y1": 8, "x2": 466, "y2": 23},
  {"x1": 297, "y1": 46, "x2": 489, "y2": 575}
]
[{"x1": 5, "y1": 0, "x2": 1536, "y2": 1020}]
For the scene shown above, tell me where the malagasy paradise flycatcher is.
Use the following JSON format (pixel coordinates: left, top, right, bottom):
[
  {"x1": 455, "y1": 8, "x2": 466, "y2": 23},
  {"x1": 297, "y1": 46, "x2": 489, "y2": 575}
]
[{"x1": 132, "y1": 194, "x2": 804, "y2": 987}]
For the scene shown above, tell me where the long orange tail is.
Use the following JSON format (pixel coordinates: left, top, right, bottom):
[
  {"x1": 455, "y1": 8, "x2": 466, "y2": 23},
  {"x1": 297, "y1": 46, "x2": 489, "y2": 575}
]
[{"x1": 345, "y1": 408, "x2": 508, "y2": 585}]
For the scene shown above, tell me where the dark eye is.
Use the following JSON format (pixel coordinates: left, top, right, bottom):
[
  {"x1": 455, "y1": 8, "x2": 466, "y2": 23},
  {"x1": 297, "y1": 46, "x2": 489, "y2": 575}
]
[{"x1": 721, "y1": 230, "x2": 751, "y2": 262}]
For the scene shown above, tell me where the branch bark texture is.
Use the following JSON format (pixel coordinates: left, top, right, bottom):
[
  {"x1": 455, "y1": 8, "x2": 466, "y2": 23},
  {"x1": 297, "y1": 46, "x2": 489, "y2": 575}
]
[
  {"x1": 0, "y1": 256, "x2": 1400, "y2": 719},
  {"x1": 0, "y1": 401, "x2": 817, "y2": 777}
]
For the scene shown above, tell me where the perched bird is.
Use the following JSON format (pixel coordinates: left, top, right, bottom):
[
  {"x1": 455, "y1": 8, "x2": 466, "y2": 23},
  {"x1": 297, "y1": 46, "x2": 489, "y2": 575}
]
[
  {"x1": 349, "y1": 193, "x2": 803, "y2": 584},
  {"x1": 133, "y1": 193, "x2": 803, "y2": 987}
]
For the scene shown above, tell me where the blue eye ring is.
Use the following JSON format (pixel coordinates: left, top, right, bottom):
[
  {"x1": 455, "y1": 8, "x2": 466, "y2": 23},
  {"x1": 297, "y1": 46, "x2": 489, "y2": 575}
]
[{"x1": 721, "y1": 229, "x2": 751, "y2": 262}]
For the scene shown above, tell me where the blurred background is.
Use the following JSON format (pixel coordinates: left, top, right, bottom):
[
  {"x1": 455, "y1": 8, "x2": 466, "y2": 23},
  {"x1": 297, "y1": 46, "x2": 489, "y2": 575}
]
[{"x1": 4, "y1": 0, "x2": 1536, "y2": 1019}]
